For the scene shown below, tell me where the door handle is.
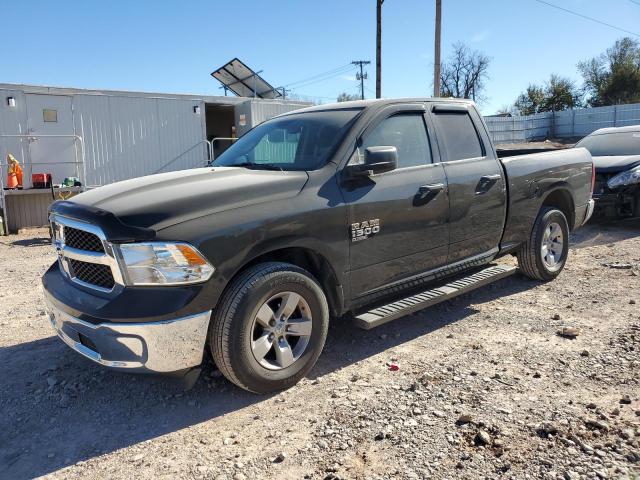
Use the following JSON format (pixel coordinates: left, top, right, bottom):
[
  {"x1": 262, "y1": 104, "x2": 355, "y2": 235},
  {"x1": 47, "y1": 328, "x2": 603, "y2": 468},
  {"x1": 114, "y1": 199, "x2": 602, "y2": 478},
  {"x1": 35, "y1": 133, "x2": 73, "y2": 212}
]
[
  {"x1": 415, "y1": 183, "x2": 445, "y2": 206},
  {"x1": 418, "y1": 183, "x2": 445, "y2": 196},
  {"x1": 475, "y1": 174, "x2": 501, "y2": 194}
]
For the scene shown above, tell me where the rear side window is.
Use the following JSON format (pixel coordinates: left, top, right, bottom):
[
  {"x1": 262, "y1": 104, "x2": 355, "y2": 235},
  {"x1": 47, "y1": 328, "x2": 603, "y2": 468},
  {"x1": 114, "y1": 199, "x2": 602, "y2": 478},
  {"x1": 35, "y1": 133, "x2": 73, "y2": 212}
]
[
  {"x1": 361, "y1": 113, "x2": 432, "y2": 168},
  {"x1": 432, "y1": 111, "x2": 484, "y2": 161}
]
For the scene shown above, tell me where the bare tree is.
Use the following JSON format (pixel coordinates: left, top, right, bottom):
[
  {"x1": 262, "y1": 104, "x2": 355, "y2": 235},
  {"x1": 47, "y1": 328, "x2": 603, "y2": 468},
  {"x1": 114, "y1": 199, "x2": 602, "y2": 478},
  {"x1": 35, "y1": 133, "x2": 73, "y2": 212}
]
[
  {"x1": 337, "y1": 92, "x2": 360, "y2": 102},
  {"x1": 439, "y1": 42, "x2": 491, "y2": 103}
]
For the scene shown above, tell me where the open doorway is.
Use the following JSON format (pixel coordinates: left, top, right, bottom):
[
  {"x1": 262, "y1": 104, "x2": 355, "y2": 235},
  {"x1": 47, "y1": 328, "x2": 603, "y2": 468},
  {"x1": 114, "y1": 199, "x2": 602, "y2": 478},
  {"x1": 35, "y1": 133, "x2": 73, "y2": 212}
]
[{"x1": 205, "y1": 104, "x2": 236, "y2": 160}]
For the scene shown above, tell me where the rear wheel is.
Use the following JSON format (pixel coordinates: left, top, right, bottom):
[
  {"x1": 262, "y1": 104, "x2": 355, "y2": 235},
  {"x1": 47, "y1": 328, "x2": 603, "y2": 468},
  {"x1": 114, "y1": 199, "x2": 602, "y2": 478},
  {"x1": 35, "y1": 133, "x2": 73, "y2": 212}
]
[
  {"x1": 517, "y1": 207, "x2": 569, "y2": 281},
  {"x1": 210, "y1": 262, "x2": 329, "y2": 393}
]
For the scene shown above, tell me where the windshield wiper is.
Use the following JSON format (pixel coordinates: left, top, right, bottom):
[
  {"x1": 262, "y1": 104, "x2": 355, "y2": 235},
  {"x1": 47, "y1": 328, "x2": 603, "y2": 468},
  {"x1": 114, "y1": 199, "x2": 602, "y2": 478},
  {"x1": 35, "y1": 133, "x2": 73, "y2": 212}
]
[{"x1": 232, "y1": 162, "x2": 284, "y2": 171}]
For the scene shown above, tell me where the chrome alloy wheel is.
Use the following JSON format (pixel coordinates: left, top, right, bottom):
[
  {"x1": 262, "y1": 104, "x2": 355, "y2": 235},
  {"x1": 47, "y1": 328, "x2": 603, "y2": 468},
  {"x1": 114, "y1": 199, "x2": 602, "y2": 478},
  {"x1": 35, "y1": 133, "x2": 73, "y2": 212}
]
[
  {"x1": 541, "y1": 221, "x2": 564, "y2": 270},
  {"x1": 250, "y1": 292, "x2": 313, "y2": 370}
]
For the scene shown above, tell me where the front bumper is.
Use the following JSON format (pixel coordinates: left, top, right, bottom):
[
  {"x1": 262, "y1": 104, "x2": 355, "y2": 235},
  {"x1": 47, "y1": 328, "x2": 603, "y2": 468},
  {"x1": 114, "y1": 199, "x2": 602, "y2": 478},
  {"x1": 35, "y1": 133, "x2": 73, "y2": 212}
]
[
  {"x1": 592, "y1": 190, "x2": 640, "y2": 218},
  {"x1": 45, "y1": 296, "x2": 211, "y2": 373},
  {"x1": 582, "y1": 199, "x2": 595, "y2": 226}
]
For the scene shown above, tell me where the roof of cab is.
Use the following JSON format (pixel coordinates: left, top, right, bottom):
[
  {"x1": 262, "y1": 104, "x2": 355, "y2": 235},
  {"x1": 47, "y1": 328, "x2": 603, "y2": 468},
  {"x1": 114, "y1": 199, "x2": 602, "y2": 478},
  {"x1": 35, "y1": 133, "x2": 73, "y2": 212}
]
[{"x1": 279, "y1": 97, "x2": 475, "y2": 116}]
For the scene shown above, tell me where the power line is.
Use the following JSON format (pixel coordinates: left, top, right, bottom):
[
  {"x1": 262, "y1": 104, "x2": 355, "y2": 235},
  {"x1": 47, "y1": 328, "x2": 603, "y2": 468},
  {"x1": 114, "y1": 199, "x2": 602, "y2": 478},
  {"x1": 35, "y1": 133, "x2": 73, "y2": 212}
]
[
  {"x1": 629, "y1": 0, "x2": 640, "y2": 6},
  {"x1": 283, "y1": 66, "x2": 356, "y2": 92},
  {"x1": 533, "y1": 0, "x2": 640, "y2": 37},
  {"x1": 285, "y1": 65, "x2": 352, "y2": 87},
  {"x1": 284, "y1": 64, "x2": 354, "y2": 88}
]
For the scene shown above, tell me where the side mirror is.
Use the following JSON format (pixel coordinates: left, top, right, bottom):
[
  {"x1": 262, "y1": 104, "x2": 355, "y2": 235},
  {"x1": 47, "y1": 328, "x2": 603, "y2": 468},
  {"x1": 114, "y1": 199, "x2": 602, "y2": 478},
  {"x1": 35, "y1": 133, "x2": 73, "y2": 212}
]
[{"x1": 349, "y1": 146, "x2": 398, "y2": 176}]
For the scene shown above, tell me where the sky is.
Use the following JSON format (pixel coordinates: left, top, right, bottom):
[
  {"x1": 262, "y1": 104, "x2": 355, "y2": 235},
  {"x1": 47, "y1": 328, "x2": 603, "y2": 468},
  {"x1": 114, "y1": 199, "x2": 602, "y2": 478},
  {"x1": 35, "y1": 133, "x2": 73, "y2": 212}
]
[{"x1": 2, "y1": 0, "x2": 639, "y2": 114}]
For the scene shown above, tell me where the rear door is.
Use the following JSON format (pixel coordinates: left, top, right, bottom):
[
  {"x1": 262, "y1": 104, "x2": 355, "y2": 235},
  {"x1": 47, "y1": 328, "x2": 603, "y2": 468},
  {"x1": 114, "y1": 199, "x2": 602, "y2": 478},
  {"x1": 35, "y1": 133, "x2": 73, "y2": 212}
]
[
  {"x1": 340, "y1": 105, "x2": 450, "y2": 297},
  {"x1": 430, "y1": 104, "x2": 506, "y2": 263}
]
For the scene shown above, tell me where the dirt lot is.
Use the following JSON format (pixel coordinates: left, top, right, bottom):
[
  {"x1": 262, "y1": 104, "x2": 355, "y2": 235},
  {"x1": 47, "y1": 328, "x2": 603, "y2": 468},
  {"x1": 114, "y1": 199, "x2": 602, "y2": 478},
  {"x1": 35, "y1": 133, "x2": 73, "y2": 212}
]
[{"x1": 1, "y1": 220, "x2": 639, "y2": 480}]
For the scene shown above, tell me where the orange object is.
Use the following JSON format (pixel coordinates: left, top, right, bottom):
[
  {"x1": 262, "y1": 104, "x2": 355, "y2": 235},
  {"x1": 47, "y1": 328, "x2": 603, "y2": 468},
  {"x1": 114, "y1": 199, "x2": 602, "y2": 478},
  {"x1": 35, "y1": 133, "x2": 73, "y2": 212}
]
[{"x1": 6, "y1": 154, "x2": 23, "y2": 189}]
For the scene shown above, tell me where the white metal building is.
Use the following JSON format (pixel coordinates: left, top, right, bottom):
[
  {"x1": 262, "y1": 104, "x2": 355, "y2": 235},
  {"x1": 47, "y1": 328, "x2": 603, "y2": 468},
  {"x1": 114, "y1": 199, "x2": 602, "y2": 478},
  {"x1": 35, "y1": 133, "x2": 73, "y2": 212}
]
[{"x1": 0, "y1": 83, "x2": 309, "y2": 233}]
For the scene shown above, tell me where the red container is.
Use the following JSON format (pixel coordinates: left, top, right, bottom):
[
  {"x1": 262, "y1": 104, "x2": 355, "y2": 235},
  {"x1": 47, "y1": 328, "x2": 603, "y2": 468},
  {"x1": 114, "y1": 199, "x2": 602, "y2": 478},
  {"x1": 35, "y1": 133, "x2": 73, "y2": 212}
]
[{"x1": 32, "y1": 173, "x2": 52, "y2": 189}]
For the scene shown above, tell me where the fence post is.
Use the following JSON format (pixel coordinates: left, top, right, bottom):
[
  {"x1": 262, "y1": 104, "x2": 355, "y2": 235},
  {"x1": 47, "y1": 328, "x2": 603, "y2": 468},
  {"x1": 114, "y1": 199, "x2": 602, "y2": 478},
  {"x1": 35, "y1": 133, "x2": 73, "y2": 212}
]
[
  {"x1": 613, "y1": 105, "x2": 618, "y2": 127},
  {"x1": 572, "y1": 108, "x2": 576, "y2": 137}
]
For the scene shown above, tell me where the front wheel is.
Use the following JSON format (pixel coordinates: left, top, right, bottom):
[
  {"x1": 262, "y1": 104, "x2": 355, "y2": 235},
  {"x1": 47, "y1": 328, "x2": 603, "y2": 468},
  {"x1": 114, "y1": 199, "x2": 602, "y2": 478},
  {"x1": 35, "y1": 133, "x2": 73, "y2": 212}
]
[
  {"x1": 209, "y1": 262, "x2": 329, "y2": 393},
  {"x1": 517, "y1": 207, "x2": 570, "y2": 281}
]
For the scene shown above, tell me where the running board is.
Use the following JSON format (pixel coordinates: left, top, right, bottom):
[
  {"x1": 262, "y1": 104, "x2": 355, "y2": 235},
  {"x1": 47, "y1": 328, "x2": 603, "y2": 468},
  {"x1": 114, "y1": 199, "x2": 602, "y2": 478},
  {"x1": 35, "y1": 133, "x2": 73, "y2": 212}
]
[{"x1": 353, "y1": 264, "x2": 517, "y2": 330}]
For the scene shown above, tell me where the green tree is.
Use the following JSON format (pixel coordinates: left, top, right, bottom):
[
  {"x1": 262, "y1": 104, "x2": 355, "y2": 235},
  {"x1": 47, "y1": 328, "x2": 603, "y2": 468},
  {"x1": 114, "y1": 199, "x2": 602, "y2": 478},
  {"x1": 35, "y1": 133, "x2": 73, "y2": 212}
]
[
  {"x1": 513, "y1": 75, "x2": 581, "y2": 115},
  {"x1": 514, "y1": 85, "x2": 546, "y2": 115},
  {"x1": 337, "y1": 92, "x2": 360, "y2": 102},
  {"x1": 578, "y1": 37, "x2": 640, "y2": 106},
  {"x1": 543, "y1": 74, "x2": 581, "y2": 112}
]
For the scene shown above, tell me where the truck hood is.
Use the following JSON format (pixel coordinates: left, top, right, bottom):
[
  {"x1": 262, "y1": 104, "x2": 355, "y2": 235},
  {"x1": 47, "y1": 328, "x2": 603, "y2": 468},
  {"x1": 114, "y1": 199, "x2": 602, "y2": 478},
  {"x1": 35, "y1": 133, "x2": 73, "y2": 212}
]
[
  {"x1": 70, "y1": 167, "x2": 309, "y2": 231},
  {"x1": 593, "y1": 155, "x2": 640, "y2": 173}
]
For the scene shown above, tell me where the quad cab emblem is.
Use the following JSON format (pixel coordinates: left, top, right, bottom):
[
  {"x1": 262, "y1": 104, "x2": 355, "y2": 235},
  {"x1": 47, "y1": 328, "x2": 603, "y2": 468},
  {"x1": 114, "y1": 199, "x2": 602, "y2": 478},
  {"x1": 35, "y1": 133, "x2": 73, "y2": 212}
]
[{"x1": 351, "y1": 219, "x2": 380, "y2": 242}]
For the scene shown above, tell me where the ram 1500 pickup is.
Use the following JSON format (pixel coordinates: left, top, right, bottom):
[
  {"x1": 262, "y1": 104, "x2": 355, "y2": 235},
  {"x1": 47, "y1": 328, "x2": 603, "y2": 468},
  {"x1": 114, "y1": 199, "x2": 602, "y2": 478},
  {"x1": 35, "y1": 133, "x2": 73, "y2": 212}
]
[{"x1": 43, "y1": 98, "x2": 595, "y2": 393}]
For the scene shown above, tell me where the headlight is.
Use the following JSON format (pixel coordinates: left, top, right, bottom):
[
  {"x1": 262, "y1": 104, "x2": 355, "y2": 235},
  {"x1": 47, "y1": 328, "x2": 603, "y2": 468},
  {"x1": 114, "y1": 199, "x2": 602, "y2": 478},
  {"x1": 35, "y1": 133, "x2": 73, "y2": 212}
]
[
  {"x1": 607, "y1": 165, "x2": 640, "y2": 189},
  {"x1": 117, "y1": 242, "x2": 214, "y2": 286}
]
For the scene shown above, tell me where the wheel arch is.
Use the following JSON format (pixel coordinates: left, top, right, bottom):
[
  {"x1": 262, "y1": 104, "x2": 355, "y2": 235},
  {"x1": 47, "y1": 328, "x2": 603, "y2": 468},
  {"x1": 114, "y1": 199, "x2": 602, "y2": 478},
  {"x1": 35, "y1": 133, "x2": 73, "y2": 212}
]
[
  {"x1": 540, "y1": 187, "x2": 575, "y2": 231},
  {"x1": 225, "y1": 244, "x2": 345, "y2": 318}
]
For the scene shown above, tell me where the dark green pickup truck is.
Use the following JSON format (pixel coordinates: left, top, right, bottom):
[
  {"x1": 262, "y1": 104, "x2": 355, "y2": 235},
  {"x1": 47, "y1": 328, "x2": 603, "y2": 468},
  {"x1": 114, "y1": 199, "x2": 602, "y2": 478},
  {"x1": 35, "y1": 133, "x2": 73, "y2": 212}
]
[{"x1": 43, "y1": 98, "x2": 594, "y2": 393}]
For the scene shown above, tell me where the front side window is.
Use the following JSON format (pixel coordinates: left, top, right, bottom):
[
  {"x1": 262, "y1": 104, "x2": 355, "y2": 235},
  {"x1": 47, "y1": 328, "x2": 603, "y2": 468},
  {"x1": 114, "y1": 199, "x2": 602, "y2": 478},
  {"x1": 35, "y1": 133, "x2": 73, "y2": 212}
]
[
  {"x1": 432, "y1": 111, "x2": 484, "y2": 161},
  {"x1": 360, "y1": 113, "x2": 432, "y2": 168},
  {"x1": 213, "y1": 108, "x2": 362, "y2": 171}
]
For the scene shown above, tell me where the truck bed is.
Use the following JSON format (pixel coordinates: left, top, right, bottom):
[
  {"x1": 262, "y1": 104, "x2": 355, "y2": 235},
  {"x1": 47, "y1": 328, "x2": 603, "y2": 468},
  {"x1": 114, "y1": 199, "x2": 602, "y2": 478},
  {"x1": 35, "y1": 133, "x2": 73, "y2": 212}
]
[{"x1": 499, "y1": 147, "x2": 593, "y2": 248}]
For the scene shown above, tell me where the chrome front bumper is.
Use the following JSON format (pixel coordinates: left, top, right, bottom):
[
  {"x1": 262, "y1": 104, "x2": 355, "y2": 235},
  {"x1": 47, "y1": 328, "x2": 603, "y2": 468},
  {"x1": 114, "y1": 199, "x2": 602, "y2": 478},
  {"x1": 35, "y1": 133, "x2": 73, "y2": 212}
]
[
  {"x1": 582, "y1": 199, "x2": 596, "y2": 226},
  {"x1": 46, "y1": 298, "x2": 211, "y2": 373}
]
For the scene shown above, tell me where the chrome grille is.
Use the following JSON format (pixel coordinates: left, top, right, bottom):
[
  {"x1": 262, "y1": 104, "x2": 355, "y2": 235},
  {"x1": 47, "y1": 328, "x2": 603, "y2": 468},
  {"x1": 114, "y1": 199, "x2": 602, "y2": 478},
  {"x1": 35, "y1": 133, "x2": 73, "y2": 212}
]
[
  {"x1": 50, "y1": 215, "x2": 123, "y2": 292},
  {"x1": 63, "y1": 226, "x2": 105, "y2": 253},
  {"x1": 68, "y1": 259, "x2": 115, "y2": 289}
]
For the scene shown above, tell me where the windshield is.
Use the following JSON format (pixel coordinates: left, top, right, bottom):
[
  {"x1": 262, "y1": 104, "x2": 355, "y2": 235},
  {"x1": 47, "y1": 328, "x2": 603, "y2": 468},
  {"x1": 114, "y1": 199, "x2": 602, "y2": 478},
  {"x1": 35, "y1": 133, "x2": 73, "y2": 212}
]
[
  {"x1": 576, "y1": 131, "x2": 640, "y2": 156},
  {"x1": 213, "y1": 108, "x2": 362, "y2": 171}
]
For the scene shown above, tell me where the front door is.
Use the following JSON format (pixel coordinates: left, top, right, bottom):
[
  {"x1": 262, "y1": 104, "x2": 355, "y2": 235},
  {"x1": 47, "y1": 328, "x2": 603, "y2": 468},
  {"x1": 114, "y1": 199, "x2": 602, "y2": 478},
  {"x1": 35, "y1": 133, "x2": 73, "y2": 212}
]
[
  {"x1": 25, "y1": 94, "x2": 77, "y2": 188},
  {"x1": 430, "y1": 104, "x2": 506, "y2": 263},
  {"x1": 340, "y1": 106, "x2": 450, "y2": 298}
]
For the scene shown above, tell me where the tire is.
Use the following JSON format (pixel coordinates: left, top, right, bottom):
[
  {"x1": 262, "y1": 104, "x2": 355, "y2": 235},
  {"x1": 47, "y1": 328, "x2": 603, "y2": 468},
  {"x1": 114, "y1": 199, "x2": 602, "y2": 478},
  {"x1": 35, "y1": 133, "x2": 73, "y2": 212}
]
[
  {"x1": 210, "y1": 262, "x2": 329, "y2": 394},
  {"x1": 517, "y1": 207, "x2": 570, "y2": 281}
]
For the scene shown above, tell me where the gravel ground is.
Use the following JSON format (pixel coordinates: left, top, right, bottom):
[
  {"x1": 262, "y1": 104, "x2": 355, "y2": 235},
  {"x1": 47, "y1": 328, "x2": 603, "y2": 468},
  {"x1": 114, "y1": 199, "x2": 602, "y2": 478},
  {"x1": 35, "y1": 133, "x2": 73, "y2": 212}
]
[{"x1": 0, "y1": 219, "x2": 639, "y2": 480}]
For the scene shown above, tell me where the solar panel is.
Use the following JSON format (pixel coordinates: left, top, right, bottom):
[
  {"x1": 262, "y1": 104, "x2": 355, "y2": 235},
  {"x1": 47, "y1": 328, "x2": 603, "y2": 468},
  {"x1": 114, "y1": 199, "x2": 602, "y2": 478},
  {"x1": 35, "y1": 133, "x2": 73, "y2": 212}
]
[{"x1": 211, "y1": 58, "x2": 282, "y2": 99}]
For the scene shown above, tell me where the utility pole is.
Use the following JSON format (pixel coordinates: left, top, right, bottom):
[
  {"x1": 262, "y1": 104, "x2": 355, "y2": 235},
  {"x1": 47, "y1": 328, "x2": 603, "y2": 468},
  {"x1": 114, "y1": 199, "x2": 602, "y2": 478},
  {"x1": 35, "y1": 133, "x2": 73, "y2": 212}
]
[
  {"x1": 433, "y1": 0, "x2": 442, "y2": 97},
  {"x1": 376, "y1": 0, "x2": 384, "y2": 98},
  {"x1": 352, "y1": 60, "x2": 371, "y2": 100}
]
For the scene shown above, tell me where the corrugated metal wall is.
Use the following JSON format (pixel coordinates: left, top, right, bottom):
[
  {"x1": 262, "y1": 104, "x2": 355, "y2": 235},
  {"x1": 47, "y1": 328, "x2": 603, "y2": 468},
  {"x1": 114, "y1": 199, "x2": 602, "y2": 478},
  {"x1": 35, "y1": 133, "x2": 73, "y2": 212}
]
[
  {"x1": 234, "y1": 99, "x2": 309, "y2": 137},
  {"x1": 485, "y1": 112, "x2": 552, "y2": 144},
  {"x1": 485, "y1": 102, "x2": 640, "y2": 144},
  {"x1": 4, "y1": 190, "x2": 79, "y2": 232},
  {"x1": 74, "y1": 95, "x2": 207, "y2": 187}
]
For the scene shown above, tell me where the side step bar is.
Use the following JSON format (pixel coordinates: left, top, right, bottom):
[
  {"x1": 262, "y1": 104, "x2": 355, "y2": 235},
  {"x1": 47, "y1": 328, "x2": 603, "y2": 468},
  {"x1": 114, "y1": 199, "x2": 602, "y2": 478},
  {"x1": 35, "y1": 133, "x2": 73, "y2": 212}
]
[{"x1": 353, "y1": 264, "x2": 517, "y2": 330}]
